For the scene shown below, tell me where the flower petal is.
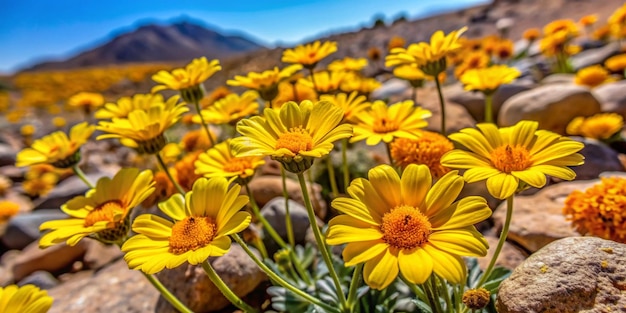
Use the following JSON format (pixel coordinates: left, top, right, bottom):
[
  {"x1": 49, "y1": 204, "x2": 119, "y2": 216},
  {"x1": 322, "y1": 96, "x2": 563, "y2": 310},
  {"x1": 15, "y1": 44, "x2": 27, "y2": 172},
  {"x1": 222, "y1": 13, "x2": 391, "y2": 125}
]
[
  {"x1": 342, "y1": 240, "x2": 388, "y2": 266},
  {"x1": 401, "y1": 164, "x2": 431, "y2": 208},
  {"x1": 422, "y1": 244, "x2": 467, "y2": 284},
  {"x1": 363, "y1": 248, "x2": 399, "y2": 290},
  {"x1": 486, "y1": 173, "x2": 518, "y2": 199},
  {"x1": 428, "y1": 227, "x2": 489, "y2": 257},
  {"x1": 398, "y1": 248, "x2": 433, "y2": 284}
]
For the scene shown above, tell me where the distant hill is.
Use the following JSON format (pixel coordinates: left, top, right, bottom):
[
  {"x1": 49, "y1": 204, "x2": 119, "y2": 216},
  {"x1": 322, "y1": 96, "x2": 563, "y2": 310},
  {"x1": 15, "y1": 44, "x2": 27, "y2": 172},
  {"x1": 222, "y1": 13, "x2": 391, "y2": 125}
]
[{"x1": 25, "y1": 21, "x2": 265, "y2": 71}]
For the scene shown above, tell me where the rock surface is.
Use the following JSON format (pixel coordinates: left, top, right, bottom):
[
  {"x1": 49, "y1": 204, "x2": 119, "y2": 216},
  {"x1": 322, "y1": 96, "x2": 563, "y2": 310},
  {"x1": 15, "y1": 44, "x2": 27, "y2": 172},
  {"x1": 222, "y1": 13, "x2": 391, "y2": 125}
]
[
  {"x1": 12, "y1": 240, "x2": 88, "y2": 282},
  {"x1": 247, "y1": 175, "x2": 327, "y2": 219},
  {"x1": 497, "y1": 237, "x2": 626, "y2": 313},
  {"x1": 593, "y1": 80, "x2": 626, "y2": 117},
  {"x1": 2, "y1": 209, "x2": 70, "y2": 250},
  {"x1": 261, "y1": 197, "x2": 311, "y2": 245},
  {"x1": 574, "y1": 138, "x2": 625, "y2": 180}
]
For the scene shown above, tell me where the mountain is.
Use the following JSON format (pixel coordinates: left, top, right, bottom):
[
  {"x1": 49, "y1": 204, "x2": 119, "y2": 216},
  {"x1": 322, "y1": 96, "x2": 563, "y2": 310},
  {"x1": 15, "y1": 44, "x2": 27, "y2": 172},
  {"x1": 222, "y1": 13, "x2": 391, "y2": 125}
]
[{"x1": 25, "y1": 21, "x2": 265, "y2": 71}]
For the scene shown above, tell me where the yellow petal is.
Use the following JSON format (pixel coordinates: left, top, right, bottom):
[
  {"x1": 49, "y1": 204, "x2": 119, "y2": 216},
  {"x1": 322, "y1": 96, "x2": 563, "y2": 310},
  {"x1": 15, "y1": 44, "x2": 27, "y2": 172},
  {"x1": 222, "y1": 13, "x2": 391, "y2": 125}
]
[
  {"x1": 342, "y1": 240, "x2": 388, "y2": 266},
  {"x1": 486, "y1": 173, "x2": 518, "y2": 199},
  {"x1": 363, "y1": 248, "x2": 399, "y2": 290},
  {"x1": 326, "y1": 216, "x2": 383, "y2": 245},
  {"x1": 368, "y1": 165, "x2": 402, "y2": 207},
  {"x1": 400, "y1": 164, "x2": 431, "y2": 208},
  {"x1": 422, "y1": 244, "x2": 466, "y2": 284},
  {"x1": 398, "y1": 248, "x2": 433, "y2": 284},
  {"x1": 331, "y1": 198, "x2": 379, "y2": 226},
  {"x1": 424, "y1": 170, "x2": 463, "y2": 216},
  {"x1": 428, "y1": 227, "x2": 488, "y2": 257},
  {"x1": 511, "y1": 169, "x2": 547, "y2": 188},
  {"x1": 431, "y1": 196, "x2": 491, "y2": 229}
]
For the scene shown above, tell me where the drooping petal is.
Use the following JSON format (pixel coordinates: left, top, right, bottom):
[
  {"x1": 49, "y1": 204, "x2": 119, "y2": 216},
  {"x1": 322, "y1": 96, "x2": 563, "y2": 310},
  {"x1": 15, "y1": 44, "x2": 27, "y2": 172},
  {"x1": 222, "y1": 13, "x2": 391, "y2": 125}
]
[
  {"x1": 422, "y1": 244, "x2": 467, "y2": 284},
  {"x1": 363, "y1": 248, "x2": 399, "y2": 290},
  {"x1": 486, "y1": 173, "x2": 519, "y2": 199}
]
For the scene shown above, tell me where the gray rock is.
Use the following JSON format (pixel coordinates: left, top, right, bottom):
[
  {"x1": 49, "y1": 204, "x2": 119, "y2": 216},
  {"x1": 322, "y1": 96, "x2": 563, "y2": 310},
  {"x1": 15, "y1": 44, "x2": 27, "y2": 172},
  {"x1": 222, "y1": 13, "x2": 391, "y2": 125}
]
[
  {"x1": 540, "y1": 73, "x2": 575, "y2": 85},
  {"x1": 155, "y1": 244, "x2": 266, "y2": 313},
  {"x1": 17, "y1": 270, "x2": 59, "y2": 290},
  {"x1": 498, "y1": 84, "x2": 602, "y2": 134},
  {"x1": 497, "y1": 237, "x2": 626, "y2": 312},
  {"x1": 0, "y1": 144, "x2": 16, "y2": 167},
  {"x1": 370, "y1": 78, "x2": 410, "y2": 100},
  {"x1": 571, "y1": 42, "x2": 622, "y2": 71},
  {"x1": 32, "y1": 173, "x2": 104, "y2": 211},
  {"x1": 261, "y1": 197, "x2": 311, "y2": 249},
  {"x1": 593, "y1": 80, "x2": 626, "y2": 117},
  {"x1": 2, "y1": 209, "x2": 68, "y2": 250},
  {"x1": 574, "y1": 137, "x2": 625, "y2": 181}
]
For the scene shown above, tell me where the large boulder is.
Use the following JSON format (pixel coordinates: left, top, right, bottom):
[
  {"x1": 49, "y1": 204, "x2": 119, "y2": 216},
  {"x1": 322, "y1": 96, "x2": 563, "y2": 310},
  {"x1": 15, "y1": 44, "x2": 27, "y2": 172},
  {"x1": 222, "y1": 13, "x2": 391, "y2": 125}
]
[
  {"x1": 570, "y1": 42, "x2": 622, "y2": 71},
  {"x1": 593, "y1": 80, "x2": 626, "y2": 117},
  {"x1": 573, "y1": 137, "x2": 625, "y2": 181},
  {"x1": 497, "y1": 237, "x2": 626, "y2": 312},
  {"x1": 498, "y1": 84, "x2": 602, "y2": 134}
]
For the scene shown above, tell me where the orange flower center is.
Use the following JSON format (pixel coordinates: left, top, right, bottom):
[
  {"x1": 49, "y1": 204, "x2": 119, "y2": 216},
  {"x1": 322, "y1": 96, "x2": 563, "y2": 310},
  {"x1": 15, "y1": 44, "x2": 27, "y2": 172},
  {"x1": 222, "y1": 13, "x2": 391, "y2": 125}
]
[
  {"x1": 275, "y1": 127, "x2": 313, "y2": 154},
  {"x1": 223, "y1": 157, "x2": 255, "y2": 175},
  {"x1": 490, "y1": 144, "x2": 532, "y2": 173},
  {"x1": 390, "y1": 133, "x2": 454, "y2": 178},
  {"x1": 84, "y1": 200, "x2": 124, "y2": 227},
  {"x1": 169, "y1": 216, "x2": 217, "y2": 254},
  {"x1": 380, "y1": 205, "x2": 432, "y2": 250},
  {"x1": 373, "y1": 117, "x2": 399, "y2": 133}
]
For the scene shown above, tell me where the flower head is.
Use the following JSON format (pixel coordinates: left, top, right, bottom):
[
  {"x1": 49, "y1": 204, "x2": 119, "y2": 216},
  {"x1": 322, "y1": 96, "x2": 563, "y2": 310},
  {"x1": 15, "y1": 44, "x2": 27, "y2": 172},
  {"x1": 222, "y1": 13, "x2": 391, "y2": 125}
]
[
  {"x1": 0, "y1": 284, "x2": 53, "y2": 313},
  {"x1": 605, "y1": 54, "x2": 626, "y2": 73},
  {"x1": 580, "y1": 14, "x2": 598, "y2": 27},
  {"x1": 195, "y1": 139, "x2": 265, "y2": 184},
  {"x1": 122, "y1": 177, "x2": 251, "y2": 274},
  {"x1": 393, "y1": 65, "x2": 426, "y2": 87},
  {"x1": 390, "y1": 131, "x2": 454, "y2": 178},
  {"x1": 39, "y1": 168, "x2": 155, "y2": 247},
  {"x1": 441, "y1": 121, "x2": 585, "y2": 199},
  {"x1": 460, "y1": 65, "x2": 521, "y2": 94},
  {"x1": 299, "y1": 70, "x2": 347, "y2": 94},
  {"x1": 95, "y1": 93, "x2": 166, "y2": 120},
  {"x1": 0, "y1": 200, "x2": 19, "y2": 223},
  {"x1": 563, "y1": 177, "x2": 626, "y2": 243},
  {"x1": 96, "y1": 96, "x2": 188, "y2": 154},
  {"x1": 194, "y1": 90, "x2": 259, "y2": 126},
  {"x1": 575, "y1": 65, "x2": 613, "y2": 88},
  {"x1": 351, "y1": 100, "x2": 432, "y2": 146},
  {"x1": 326, "y1": 164, "x2": 491, "y2": 289},
  {"x1": 152, "y1": 57, "x2": 221, "y2": 93},
  {"x1": 523, "y1": 28, "x2": 541, "y2": 41},
  {"x1": 328, "y1": 57, "x2": 368, "y2": 72},
  {"x1": 68, "y1": 92, "x2": 104, "y2": 114},
  {"x1": 566, "y1": 113, "x2": 623, "y2": 140},
  {"x1": 282, "y1": 41, "x2": 338, "y2": 69},
  {"x1": 320, "y1": 91, "x2": 371, "y2": 124},
  {"x1": 231, "y1": 100, "x2": 353, "y2": 173},
  {"x1": 16, "y1": 122, "x2": 95, "y2": 168},
  {"x1": 227, "y1": 65, "x2": 302, "y2": 101}
]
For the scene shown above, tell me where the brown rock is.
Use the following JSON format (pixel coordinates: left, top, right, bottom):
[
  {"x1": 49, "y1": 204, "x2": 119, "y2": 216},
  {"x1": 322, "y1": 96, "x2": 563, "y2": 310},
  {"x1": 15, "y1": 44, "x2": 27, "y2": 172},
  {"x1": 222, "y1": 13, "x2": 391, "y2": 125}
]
[
  {"x1": 593, "y1": 80, "x2": 626, "y2": 117},
  {"x1": 492, "y1": 179, "x2": 598, "y2": 253},
  {"x1": 574, "y1": 137, "x2": 625, "y2": 180},
  {"x1": 247, "y1": 175, "x2": 327, "y2": 219},
  {"x1": 496, "y1": 237, "x2": 626, "y2": 313},
  {"x1": 83, "y1": 240, "x2": 124, "y2": 270},
  {"x1": 12, "y1": 240, "x2": 88, "y2": 282},
  {"x1": 155, "y1": 244, "x2": 267, "y2": 313}
]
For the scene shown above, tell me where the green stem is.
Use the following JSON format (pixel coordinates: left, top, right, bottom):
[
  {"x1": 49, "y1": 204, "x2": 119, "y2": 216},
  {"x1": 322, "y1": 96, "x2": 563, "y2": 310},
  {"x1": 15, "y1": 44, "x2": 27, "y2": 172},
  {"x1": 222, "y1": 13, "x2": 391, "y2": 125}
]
[
  {"x1": 484, "y1": 93, "x2": 494, "y2": 124},
  {"x1": 155, "y1": 154, "x2": 185, "y2": 195},
  {"x1": 429, "y1": 275, "x2": 444, "y2": 313},
  {"x1": 326, "y1": 156, "x2": 339, "y2": 199},
  {"x1": 346, "y1": 264, "x2": 363, "y2": 312},
  {"x1": 421, "y1": 279, "x2": 439, "y2": 313},
  {"x1": 434, "y1": 76, "x2": 447, "y2": 136},
  {"x1": 400, "y1": 276, "x2": 429, "y2": 305},
  {"x1": 437, "y1": 275, "x2": 452, "y2": 312},
  {"x1": 142, "y1": 272, "x2": 194, "y2": 313},
  {"x1": 477, "y1": 195, "x2": 514, "y2": 288},
  {"x1": 296, "y1": 173, "x2": 347, "y2": 309},
  {"x1": 231, "y1": 234, "x2": 340, "y2": 313},
  {"x1": 194, "y1": 101, "x2": 216, "y2": 147},
  {"x1": 72, "y1": 165, "x2": 93, "y2": 188},
  {"x1": 341, "y1": 138, "x2": 350, "y2": 193},
  {"x1": 251, "y1": 235, "x2": 269, "y2": 260},
  {"x1": 281, "y1": 167, "x2": 296, "y2": 248},
  {"x1": 202, "y1": 260, "x2": 258, "y2": 313}
]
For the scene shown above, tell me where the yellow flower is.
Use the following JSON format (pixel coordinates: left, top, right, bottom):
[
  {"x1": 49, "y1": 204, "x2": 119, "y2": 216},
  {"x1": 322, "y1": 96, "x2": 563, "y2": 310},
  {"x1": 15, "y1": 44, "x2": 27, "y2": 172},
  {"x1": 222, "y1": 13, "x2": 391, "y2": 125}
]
[
  {"x1": 454, "y1": 51, "x2": 490, "y2": 79},
  {"x1": 95, "y1": 93, "x2": 166, "y2": 120},
  {"x1": 494, "y1": 39, "x2": 514, "y2": 60},
  {"x1": 390, "y1": 131, "x2": 454, "y2": 178},
  {"x1": 23, "y1": 173, "x2": 58, "y2": 197},
  {"x1": 282, "y1": 41, "x2": 338, "y2": 69},
  {"x1": 20, "y1": 124, "x2": 36, "y2": 137},
  {"x1": 16, "y1": 122, "x2": 95, "y2": 168},
  {"x1": 195, "y1": 139, "x2": 265, "y2": 183},
  {"x1": 121, "y1": 177, "x2": 251, "y2": 274},
  {"x1": 96, "y1": 96, "x2": 188, "y2": 154},
  {"x1": 181, "y1": 129, "x2": 213, "y2": 152},
  {"x1": 173, "y1": 151, "x2": 203, "y2": 191},
  {"x1": 609, "y1": 3, "x2": 626, "y2": 37},
  {"x1": 273, "y1": 80, "x2": 318, "y2": 108},
  {"x1": 523, "y1": 28, "x2": 541, "y2": 41},
  {"x1": 339, "y1": 74, "x2": 382, "y2": 96},
  {"x1": 52, "y1": 117, "x2": 67, "y2": 129},
  {"x1": 39, "y1": 168, "x2": 155, "y2": 247},
  {"x1": 328, "y1": 57, "x2": 368, "y2": 72},
  {"x1": 385, "y1": 27, "x2": 467, "y2": 75},
  {"x1": 460, "y1": 65, "x2": 521, "y2": 94},
  {"x1": 326, "y1": 164, "x2": 491, "y2": 289},
  {"x1": 393, "y1": 65, "x2": 426, "y2": 87},
  {"x1": 563, "y1": 177, "x2": 626, "y2": 243},
  {"x1": 299, "y1": 70, "x2": 347, "y2": 94},
  {"x1": 231, "y1": 100, "x2": 353, "y2": 173},
  {"x1": 351, "y1": 100, "x2": 432, "y2": 146},
  {"x1": 574, "y1": 65, "x2": 613, "y2": 88},
  {"x1": 592, "y1": 24, "x2": 612, "y2": 41},
  {"x1": 0, "y1": 200, "x2": 20, "y2": 223},
  {"x1": 152, "y1": 57, "x2": 221, "y2": 93},
  {"x1": 580, "y1": 14, "x2": 598, "y2": 27},
  {"x1": 543, "y1": 19, "x2": 579, "y2": 37},
  {"x1": 604, "y1": 54, "x2": 626, "y2": 72},
  {"x1": 68, "y1": 92, "x2": 105, "y2": 113},
  {"x1": 0, "y1": 284, "x2": 53, "y2": 313},
  {"x1": 566, "y1": 113, "x2": 624, "y2": 140},
  {"x1": 227, "y1": 65, "x2": 302, "y2": 101},
  {"x1": 201, "y1": 86, "x2": 233, "y2": 109},
  {"x1": 387, "y1": 36, "x2": 406, "y2": 51},
  {"x1": 441, "y1": 121, "x2": 585, "y2": 199},
  {"x1": 194, "y1": 90, "x2": 259, "y2": 125},
  {"x1": 320, "y1": 91, "x2": 371, "y2": 124}
]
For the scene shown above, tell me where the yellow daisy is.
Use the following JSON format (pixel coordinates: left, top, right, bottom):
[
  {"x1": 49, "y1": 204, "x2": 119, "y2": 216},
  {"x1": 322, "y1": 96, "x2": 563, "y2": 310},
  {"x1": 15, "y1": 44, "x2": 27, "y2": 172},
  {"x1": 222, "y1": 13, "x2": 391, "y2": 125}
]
[
  {"x1": 339, "y1": 73, "x2": 382, "y2": 96},
  {"x1": 0, "y1": 200, "x2": 20, "y2": 223},
  {"x1": 68, "y1": 92, "x2": 104, "y2": 114},
  {"x1": 393, "y1": 65, "x2": 426, "y2": 86},
  {"x1": 575, "y1": 65, "x2": 614, "y2": 88},
  {"x1": 460, "y1": 65, "x2": 521, "y2": 94},
  {"x1": 320, "y1": 91, "x2": 371, "y2": 124},
  {"x1": 95, "y1": 93, "x2": 166, "y2": 120},
  {"x1": 351, "y1": 100, "x2": 432, "y2": 146},
  {"x1": 194, "y1": 90, "x2": 259, "y2": 126},
  {"x1": 605, "y1": 54, "x2": 626, "y2": 73},
  {"x1": 0, "y1": 284, "x2": 53, "y2": 313},
  {"x1": 151, "y1": 57, "x2": 221, "y2": 103},
  {"x1": 96, "y1": 96, "x2": 188, "y2": 154},
  {"x1": 282, "y1": 41, "x2": 338, "y2": 69},
  {"x1": 231, "y1": 100, "x2": 353, "y2": 173},
  {"x1": 566, "y1": 113, "x2": 624, "y2": 140},
  {"x1": 121, "y1": 177, "x2": 251, "y2": 274},
  {"x1": 326, "y1": 164, "x2": 491, "y2": 290},
  {"x1": 385, "y1": 27, "x2": 467, "y2": 75},
  {"x1": 440, "y1": 121, "x2": 585, "y2": 199},
  {"x1": 299, "y1": 70, "x2": 347, "y2": 94},
  {"x1": 390, "y1": 131, "x2": 454, "y2": 178},
  {"x1": 39, "y1": 168, "x2": 155, "y2": 247},
  {"x1": 227, "y1": 65, "x2": 302, "y2": 102},
  {"x1": 522, "y1": 28, "x2": 541, "y2": 41},
  {"x1": 16, "y1": 122, "x2": 95, "y2": 168},
  {"x1": 328, "y1": 57, "x2": 368, "y2": 72},
  {"x1": 195, "y1": 139, "x2": 265, "y2": 183}
]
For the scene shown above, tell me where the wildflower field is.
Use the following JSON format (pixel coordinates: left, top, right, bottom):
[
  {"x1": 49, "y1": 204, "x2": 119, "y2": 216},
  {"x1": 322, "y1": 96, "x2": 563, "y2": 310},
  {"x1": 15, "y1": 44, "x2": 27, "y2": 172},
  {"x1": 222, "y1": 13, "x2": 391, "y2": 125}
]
[{"x1": 1, "y1": 2, "x2": 626, "y2": 312}]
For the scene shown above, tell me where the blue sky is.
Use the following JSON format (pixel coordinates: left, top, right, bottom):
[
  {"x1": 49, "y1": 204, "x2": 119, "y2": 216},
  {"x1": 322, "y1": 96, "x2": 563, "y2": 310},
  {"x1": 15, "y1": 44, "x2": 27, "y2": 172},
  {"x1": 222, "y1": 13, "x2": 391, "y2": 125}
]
[{"x1": 1, "y1": 0, "x2": 488, "y2": 73}]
